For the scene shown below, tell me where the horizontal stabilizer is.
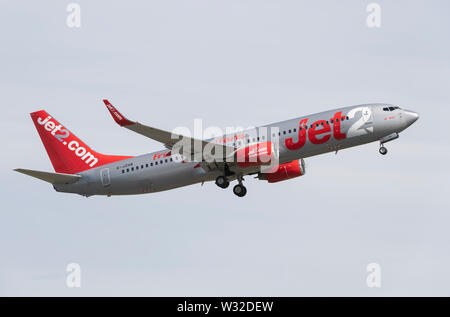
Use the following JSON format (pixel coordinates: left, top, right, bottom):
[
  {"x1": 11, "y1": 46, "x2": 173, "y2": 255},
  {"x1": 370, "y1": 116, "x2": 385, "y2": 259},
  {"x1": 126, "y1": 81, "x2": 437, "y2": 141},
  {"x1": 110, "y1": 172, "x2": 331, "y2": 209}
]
[{"x1": 14, "y1": 168, "x2": 81, "y2": 184}]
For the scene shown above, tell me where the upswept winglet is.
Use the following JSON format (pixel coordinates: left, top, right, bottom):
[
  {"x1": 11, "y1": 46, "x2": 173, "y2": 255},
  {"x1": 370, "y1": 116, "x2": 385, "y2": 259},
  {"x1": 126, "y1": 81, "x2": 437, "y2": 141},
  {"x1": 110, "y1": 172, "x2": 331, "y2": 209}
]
[{"x1": 103, "y1": 99, "x2": 134, "y2": 127}]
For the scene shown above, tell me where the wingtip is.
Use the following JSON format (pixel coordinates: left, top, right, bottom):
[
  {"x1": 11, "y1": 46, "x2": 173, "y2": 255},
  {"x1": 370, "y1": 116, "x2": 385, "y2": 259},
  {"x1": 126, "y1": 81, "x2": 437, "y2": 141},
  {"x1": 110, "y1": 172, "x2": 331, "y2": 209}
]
[
  {"x1": 103, "y1": 99, "x2": 134, "y2": 127},
  {"x1": 14, "y1": 168, "x2": 27, "y2": 175}
]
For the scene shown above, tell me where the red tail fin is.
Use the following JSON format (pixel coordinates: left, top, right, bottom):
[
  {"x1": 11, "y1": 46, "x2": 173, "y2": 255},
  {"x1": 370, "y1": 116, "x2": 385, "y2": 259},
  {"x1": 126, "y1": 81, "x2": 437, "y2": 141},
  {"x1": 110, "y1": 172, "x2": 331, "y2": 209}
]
[{"x1": 30, "y1": 110, "x2": 133, "y2": 174}]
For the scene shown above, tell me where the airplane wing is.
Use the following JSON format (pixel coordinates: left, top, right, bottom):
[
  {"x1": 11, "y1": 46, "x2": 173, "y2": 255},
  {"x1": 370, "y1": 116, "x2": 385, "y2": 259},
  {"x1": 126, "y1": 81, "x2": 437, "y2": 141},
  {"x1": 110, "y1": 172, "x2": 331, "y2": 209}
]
[
  {"x1": 103, "y1": 99, "x2": 236, "y2": 162},
  {"x1": 14, "y1": 168, "x2": 81, "y2": 184}
]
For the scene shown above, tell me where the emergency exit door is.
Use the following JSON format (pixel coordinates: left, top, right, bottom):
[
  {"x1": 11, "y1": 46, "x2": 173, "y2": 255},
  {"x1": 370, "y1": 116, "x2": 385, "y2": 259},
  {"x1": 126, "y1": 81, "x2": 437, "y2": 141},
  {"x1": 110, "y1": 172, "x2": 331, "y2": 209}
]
[{"x1": 100, "y1": 168, "x2": 111, "y2": 187}]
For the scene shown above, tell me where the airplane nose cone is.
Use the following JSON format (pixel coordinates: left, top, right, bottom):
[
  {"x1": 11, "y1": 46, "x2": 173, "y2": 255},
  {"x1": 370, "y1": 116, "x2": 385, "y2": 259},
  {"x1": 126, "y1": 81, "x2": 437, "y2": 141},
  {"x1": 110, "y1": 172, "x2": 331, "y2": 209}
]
[{"x1": 403, "y1": 110, "x2": 419, "y2": 127}]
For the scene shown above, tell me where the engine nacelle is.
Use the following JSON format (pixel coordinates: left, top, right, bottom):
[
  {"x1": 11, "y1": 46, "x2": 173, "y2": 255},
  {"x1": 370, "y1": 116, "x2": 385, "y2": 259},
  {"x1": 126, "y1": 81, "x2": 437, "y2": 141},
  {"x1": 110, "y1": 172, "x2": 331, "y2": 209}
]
[
  {"x1": 257, "y1": 159, "x2": 306, "y2": 183},
  {"x1": 236, "y1": 142, "x2": 276, "y2": 168}
]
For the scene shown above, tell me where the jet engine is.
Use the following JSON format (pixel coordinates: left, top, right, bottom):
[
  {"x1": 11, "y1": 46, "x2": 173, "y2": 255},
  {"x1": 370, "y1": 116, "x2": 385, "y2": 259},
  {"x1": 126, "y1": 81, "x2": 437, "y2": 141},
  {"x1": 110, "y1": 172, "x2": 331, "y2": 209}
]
[{"x1": 257, "y1": 158, "x2": 306, "y2": 183}]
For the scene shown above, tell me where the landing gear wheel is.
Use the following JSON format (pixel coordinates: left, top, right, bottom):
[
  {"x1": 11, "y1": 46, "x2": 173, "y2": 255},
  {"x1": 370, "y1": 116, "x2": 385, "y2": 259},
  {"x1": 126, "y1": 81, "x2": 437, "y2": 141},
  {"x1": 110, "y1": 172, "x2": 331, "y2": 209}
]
[
  {"x1": 215, "y1": 176, "x2": 229, "y2": 189},
  {"x1": 379, "y1": 146, "x2": 388, "y2": 155},
  {"x1": 233, "y1": 184, "x2": 247, "y2": 197}
]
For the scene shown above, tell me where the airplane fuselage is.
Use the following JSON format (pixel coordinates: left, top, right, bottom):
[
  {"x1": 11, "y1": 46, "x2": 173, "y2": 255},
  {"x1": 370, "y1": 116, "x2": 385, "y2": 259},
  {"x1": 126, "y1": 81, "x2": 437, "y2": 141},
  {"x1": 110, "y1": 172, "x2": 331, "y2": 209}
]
[{"x1": 52, "y1": 103, "x2": 419, "y2": 197}]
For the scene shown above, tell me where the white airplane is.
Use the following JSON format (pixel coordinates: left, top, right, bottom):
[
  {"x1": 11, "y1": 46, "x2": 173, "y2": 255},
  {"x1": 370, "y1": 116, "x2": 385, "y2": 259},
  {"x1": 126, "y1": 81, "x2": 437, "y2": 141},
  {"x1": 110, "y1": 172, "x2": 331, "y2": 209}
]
[{"x1": 15, "y1": 100, "x2": 419, "y2": 197}]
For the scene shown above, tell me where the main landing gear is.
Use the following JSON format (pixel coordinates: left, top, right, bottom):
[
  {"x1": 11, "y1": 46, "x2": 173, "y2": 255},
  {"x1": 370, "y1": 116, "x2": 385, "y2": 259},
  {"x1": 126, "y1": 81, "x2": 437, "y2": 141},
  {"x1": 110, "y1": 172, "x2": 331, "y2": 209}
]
[
  {"x1": 215, "y1": 174, "x2": 247, "y2": 197},
  {"x1": 233, "y1": 184, "x2": 247, "y2": 197},
  {"x1": 215, "y1": 175, "x2": 229, "y2": 189},
  {"x1": 233, "y1": 175, "x2": 247, "y2": 197},
  {"x1": 379, "y1": 146, "x2": 388, "y2": 155}
]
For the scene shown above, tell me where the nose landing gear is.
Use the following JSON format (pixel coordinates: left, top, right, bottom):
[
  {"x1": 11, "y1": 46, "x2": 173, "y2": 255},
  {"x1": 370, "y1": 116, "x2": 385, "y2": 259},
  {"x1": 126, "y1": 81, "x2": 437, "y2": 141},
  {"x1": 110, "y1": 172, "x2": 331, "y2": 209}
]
[
  {"x1": 379, "y1": 146, "x2": 388, "y2": 155},
  {"x1": 378, "y1": 133, "x2": 399, "y2": 155}
]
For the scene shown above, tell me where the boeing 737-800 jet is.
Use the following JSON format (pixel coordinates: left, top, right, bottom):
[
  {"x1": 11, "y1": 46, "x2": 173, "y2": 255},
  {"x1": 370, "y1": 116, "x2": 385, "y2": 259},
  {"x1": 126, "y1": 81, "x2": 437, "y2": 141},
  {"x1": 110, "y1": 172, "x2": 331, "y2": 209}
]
[{"x1": 15, "y1": 101, "x2": 419, "y2": 197}]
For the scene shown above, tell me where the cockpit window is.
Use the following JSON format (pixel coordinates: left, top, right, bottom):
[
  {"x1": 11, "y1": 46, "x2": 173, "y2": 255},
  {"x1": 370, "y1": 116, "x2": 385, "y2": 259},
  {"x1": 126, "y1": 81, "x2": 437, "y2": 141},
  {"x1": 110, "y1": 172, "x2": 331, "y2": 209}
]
[{"x1": 383, "y1": 106, "x2": 401, "y2": 111}]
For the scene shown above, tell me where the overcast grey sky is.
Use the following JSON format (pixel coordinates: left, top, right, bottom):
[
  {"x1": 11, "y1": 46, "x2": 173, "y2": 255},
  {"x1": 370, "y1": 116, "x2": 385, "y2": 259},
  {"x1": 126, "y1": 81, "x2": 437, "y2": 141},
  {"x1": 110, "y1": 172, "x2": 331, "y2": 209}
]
[{"x1": 1, "y1": 0, "x2": 449, "y2": 296}]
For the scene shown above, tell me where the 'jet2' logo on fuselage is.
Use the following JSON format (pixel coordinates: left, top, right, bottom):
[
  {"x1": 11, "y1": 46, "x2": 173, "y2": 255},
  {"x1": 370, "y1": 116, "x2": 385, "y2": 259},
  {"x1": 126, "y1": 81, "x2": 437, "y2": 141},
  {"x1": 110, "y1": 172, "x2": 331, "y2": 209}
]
[
  {"x1": 37, "y1": 116, "x2": 98, "y2": 167},
  {"x1": 285, "y1": 108, "x2": 373, "y2": 151}
]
